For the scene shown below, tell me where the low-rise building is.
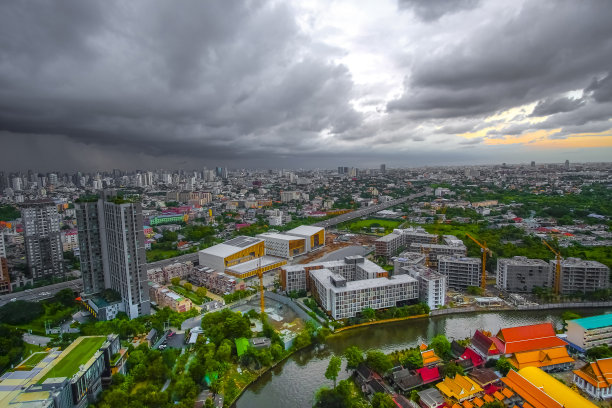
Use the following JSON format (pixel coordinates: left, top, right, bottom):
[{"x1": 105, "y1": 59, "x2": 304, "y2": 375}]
[
  {"x1": 190, "y1": 265, "x2": 246, "y2": 294},
  {"x1": 284, "y1": 225, "x2": 325, "y2": 252},
  {"x1": 551, "y1": 257, "x2": 610, "y2": 295},
  {"x1": 437, "y1": 255, "x2": 481, "y2": 290},
  {"x1": 496, "y1": 256, "x2": 551, "y2": 293},
  {"x1": 572, "y1": 357, "x2": 612, "y2": 400},
  {"x1": 148, "y1": 282, "x2": 193, "y2": 312},
  {"x1": 436, "y1": 374, "x2": 483, "y2": 402},
  {"x1": 566, "y1": 314, "x2": 612, "y2": 352}
]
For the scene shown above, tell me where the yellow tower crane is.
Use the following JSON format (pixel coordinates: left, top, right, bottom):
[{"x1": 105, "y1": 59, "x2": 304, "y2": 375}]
[
  {"x1": 466, "y1": 234, "x2": 491, "y2": 291},
  {"x1": 256, "y1": 258, "x2": 265, "y2": 314},
  {"x1": 542, "y1": 239, "x2": 562, "y2": 295}
]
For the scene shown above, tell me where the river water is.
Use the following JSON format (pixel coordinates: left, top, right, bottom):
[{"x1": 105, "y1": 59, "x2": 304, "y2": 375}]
[{"x1": 235, "y1": 308, "x2": 607, "y2": 408}]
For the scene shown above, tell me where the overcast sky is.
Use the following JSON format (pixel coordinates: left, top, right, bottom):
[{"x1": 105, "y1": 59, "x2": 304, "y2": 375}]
[{"x1": 1, "y1": 0, "x2": 612, "y2": 171}]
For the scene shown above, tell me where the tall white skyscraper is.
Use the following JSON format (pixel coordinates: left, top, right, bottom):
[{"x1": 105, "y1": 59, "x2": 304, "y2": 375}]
[{"x1": 76, "y1": 191, "x2": 150, "y2": 319}]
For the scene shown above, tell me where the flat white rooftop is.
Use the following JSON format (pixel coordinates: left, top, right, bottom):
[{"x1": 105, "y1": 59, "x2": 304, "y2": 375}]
[
  {"x1": 257, "y1": 232, "x2": 304, "y2": 242},
  {"x1": 286, "y1": 225, "x2": 324, "y2": 236},
  {"x1": 311, "y1": 268, "x2": 417, "y2": 292},
  {"x1": 200, "y1": 236, "x2": 264, "y2": 258}
]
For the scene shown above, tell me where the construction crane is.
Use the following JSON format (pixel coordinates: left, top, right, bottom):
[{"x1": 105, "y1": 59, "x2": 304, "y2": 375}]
[
  {"x1": 466, "y1": 234, "x2": 491, "y2": 291},
  {"x1": 542, "y1": 239, "x2": 562, "y2": 295},
  {"x1": 257, "y1": 258, "x2": 265, "y2": 314},
  {"x1": 420, "y1": 245, "x2": 431, "y2": 268}
]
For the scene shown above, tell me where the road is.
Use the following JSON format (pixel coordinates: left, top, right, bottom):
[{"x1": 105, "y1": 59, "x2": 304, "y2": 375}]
[
  {"x1": 0, "y1": 279, "x2": 83, "y2": 307},
  {"x1": 313, "y1": 191, "x2": 426, "y2": 228}
]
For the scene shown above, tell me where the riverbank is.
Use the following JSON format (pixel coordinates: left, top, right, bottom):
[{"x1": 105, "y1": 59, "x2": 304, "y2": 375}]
[
  {"x1": 332, "y1": 313, "x2": 429, "y2": 333},
  {"x1": 234, "y1": 308, "x2": 609, "y2": 407}
]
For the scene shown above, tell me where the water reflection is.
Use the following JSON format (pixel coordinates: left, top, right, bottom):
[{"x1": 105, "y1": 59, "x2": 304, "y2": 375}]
[{"x1": 235, "y1": 309, "x2": 603, "y2": 408}]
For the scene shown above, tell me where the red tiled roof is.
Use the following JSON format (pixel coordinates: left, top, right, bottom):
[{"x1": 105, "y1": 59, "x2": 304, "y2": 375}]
[
  {"x1": 497, "y1": 323, "x2": 567, "y2": 354},
  {"x1": 417, "y1": 366, "x2": 441, "y2": 383},
  {"x1": 461, "y1": 348, "x2": 485, "y2": 367}
]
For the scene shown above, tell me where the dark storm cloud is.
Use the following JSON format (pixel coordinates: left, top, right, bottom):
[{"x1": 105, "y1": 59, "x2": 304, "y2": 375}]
[
  {"x1": 397, "y1": 0, "x2": 480, "y2": 22},
  {"x1": 0, "y1": 0, "x2": 362, "y2": 169},
  {"x1": 388, "y1": 1, "x2": 612, "y2": 120},
  {"x1": 531, "y1": 96, "x2": 585, "y2": 117}
]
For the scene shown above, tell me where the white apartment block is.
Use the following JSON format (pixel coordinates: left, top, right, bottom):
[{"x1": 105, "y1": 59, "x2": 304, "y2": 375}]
[
  {"x1": 394, "y1": 252, "x2": 426, "y2": 275},
  {"x1": 375, "y1": 227, "x2": 438, "y2": 257},
  {"x1": 410, "y1": 237, "x2": 467, "y2": 268},
  {"x1": 61, "y1": 229, "x2": 79, "y2": 252},
  {"x1": 496, "y1": 256, "x2": 550, "y2": 293},
  {"x1": 550, "y1": 258, "x2": 610, "y2": 295},
  {"x1": 281, "y1": 256, "x2": 387, "y2": 293},
  {"x1": 310, "y1": 268, "x2": 419, "y2": 319},
  {"x1": 437, "y1": 255, "x2": 481, "y2": 290},
  {"x1": 404, "y1": 265, "x2": 447, "y2": 310}
]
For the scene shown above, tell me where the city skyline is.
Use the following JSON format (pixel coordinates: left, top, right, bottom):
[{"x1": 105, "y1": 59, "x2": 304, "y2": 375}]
[{"x1": 1, "y1": 0, "x2": 612, "y2": 170}]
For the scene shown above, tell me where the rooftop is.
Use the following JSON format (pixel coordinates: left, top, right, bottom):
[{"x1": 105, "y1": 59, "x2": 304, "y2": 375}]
[
  {"x1": 200, "y1": 236, "x2": 264, "y2": 258},
  {"x1": 39, "y1": 336, "x2": 106, "y2": 382},
  {"x1": 310, "y1": 268, "x2": 416, "y2": 292},
  {"x1": 226, "y1": 256, "x2": 286, "y2": 274},
  {"x1": 257, "y1": 232, "x2": 304, "y2": 241},
  {"x1": 499, "y1": 256, "x2": 549, "y2": 266},
  {"x1": 285, "y1": 225, "x2": 324, "y2": 236},
  {"x1": 569, "y1": 314, "x2": 612, "y2": 330}
]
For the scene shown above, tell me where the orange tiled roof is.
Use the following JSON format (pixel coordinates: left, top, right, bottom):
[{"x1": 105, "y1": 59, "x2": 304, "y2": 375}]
[
  {"x1": 510, "y1": 346, "x2": 574, "y2": 370},
  {"x1": 493, "y1": 391, "x2": 505, "y2": 401},
  {"x1": 501, "y1": 388, "x2": 514, "y2": 398},
  {"x1": 472, "y1": 397, "x2": 484, "y2": 407},
  {"x1": 497, "y1": 323, "x2": 568, "y2": 354},
  {"x1": 501, "y1": 370, "x2": 562, "y2": 408},
  {"x1": 572, "y1": 357, "x2": 612, "y2": 389},
  {"x1": 420, "y1": 343, "x2": 429, "y2": 351},
  {"x1": 483, "y1": 394, "x2": 494, "y2": 403},
  {"x1": 422, "y1": 349, "x2": 441, "y2": 365},
  {"x1": 462, "y1": 400, "x2": 474, "y2": 408},
  {"x1": 437, "y1": 375, "x2": 484, "y2": 401}
]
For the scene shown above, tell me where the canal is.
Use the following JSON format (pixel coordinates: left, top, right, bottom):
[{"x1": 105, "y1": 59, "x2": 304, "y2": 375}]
[{"x1": 235, "y1": 308, "x2": 607, "y2": 407}]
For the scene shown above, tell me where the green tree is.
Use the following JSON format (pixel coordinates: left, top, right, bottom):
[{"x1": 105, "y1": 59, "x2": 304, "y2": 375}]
[
  {"x1": 361, "y1": 307, "x2": 376, "y2": 320},
  {"x1": 561, "y1": 311, "x2": 581, "y2": 330},
  {"x1": 183, "y1": 282, "x2": 193, "y2": 292},
  {"x1": 401, "y1": 349, "x2": 423, "y2": 369},
  {"x1": 170, "y1": 277, "x2": 180, "y2": 286},
  {"x1": 344, "y1": 346, "x2": 364, "y2": 370},
  {"x1": 196, "y1": 287, "x2": 207, "y2": 298},
  {"x1": 496, "y1": 356, "x2": 515, "y2": 376},
  {"x1": 482, "y1": 401, "x2": 505, "y2": 408},
  {"x1": 366, "y1": 350, "x2": 393, "y2": 374},
  {"x1": 215, "y1": 339, "x2": 233, "y2": 362},
  {"x1": 371, "y1": 393, "x2": 395, "y2": 408},
  {"x1": 586, "y1": 345, "x2": 612, "y2": 360},
  {"x1": 313, "y1": 388, "x2": 347, "y2": 408},
  {"x1": 325, "y1": 355, "x2": 342, "y2": 388},
  {"x1": 430, "y1": 335, "x2": 451, "y2": 360},
  {"x1": 442, "y1": 361, "x2": 464, "y2": 378}
]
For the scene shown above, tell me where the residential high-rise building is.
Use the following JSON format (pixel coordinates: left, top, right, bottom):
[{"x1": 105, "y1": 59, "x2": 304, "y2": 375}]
[
  {"x1": 496, "y1": 256, "x2": 550, "y2": 293},
  {"x1": 380, "y1": 164, "x2": 386, "y2": 174},
  {"x1": 22, "y1": 199, "x2": 64, "y2": 280},
  {"x1": 0, "y1": 232, "x2": 10, "y2": 294},
  {"x1": 551, "y1": 258, "x2": 610, "y2": 295},
  {"x1": 76, "y1": 192, "x2": 150, "y2": 319},
  {"x1": 437, "y1": 255, "x2": 481, "y2": 290}
]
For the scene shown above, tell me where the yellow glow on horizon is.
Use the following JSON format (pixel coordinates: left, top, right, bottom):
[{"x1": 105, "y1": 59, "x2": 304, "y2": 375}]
[{"x1": 483, "y1": 128, "x2": 612, "y2": 148}]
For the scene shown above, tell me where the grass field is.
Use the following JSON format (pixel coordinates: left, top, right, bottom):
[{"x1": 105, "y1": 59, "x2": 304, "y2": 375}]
[
  {"x1": 41, "y1": 337, "x2": 105, "y2": 381},
  {"x1": 170, "y1": 285, "x2": 211, "y2": 305},
  {"x1": 339, "y1": 218, "x2": 403, "y2": 234}
]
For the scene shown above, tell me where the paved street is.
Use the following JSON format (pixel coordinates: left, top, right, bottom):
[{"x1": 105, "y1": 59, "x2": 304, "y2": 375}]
[
  {"x1": 313, "y1": 191, "x2": 425, "y2": 228},
  {"x1": 0, "y1": 279, "x2": 83, "y2": 307},
  {"x1": 23, "y1": 333, "x2": 51, "y2": 347}
]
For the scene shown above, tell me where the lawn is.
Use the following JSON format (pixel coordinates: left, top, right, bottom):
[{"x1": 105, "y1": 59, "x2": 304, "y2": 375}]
[
  {"x1": 340, "y1": 218, "x2": 403, "y2": 234},
  {"x1": 18, "y1": 351, "x2": 48, "y2": 370},
  {"x1": 40, "y1": 337, "x2": 106, "y2": 381},
  {"x1": 170, "y1": 285, "x2": 211, "y2": 305}
]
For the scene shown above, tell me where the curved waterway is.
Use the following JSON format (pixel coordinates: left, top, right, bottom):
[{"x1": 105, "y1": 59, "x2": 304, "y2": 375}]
[{"x1": 235, "y1": 308, "x2": 607, "y2": 408}]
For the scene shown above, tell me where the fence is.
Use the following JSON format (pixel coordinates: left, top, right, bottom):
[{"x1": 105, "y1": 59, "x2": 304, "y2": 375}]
[{"x1": 517, "y1": 301, "x2": 612, "y2": 310}]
